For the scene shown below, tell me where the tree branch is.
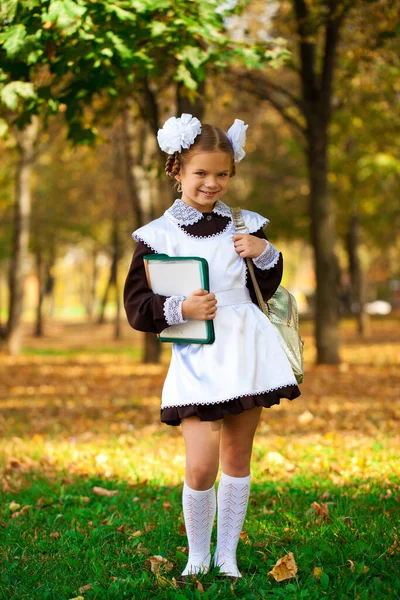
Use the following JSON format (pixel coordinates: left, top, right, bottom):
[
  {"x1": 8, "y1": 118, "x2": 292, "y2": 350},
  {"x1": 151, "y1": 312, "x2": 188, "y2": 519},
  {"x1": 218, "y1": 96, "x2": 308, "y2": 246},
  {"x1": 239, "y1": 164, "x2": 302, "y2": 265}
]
[
  {"x1": 319, "y1": 0, "x2": 346, "y2": 127},
  {"x1": 223, "y1": 68, "x2": 307, "y2": 143}
]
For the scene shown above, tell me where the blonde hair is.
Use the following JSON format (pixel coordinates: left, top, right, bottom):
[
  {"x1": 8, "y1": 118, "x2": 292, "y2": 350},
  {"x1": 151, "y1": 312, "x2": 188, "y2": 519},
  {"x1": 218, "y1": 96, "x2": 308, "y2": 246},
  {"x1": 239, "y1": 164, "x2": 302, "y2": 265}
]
[{"x1": 164, "y1": 123, "x2": 236, "y2": 191}]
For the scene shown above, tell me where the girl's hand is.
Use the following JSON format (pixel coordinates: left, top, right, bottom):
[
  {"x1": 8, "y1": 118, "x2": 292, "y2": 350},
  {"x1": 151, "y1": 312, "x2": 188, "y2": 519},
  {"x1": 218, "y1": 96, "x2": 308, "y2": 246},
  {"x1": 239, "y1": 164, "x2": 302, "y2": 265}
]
[
  {"x1": 182, "y1": 289, "x2": 217, "y2": 320},
  {"x1": 233, "y1": 234, "x2": 268, "y2": 258}
]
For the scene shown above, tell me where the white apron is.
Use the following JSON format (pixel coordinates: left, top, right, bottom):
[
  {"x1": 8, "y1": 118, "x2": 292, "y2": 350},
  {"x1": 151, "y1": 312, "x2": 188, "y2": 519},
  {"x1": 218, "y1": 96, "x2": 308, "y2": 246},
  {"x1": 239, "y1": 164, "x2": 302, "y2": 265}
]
[{"x1": 133, "y1": 209, "x2": 298, "y2": 409}]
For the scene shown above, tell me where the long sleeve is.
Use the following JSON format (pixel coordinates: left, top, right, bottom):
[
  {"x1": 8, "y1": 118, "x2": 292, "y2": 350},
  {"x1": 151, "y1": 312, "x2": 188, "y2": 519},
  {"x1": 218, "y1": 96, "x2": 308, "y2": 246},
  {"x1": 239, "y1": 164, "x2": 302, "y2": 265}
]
[
  {"x1": 123, "y1": 241, "x2": 187, "y2": 333},
  {"x1": 245, "y1": 228, "x2": 283, "y2": 304}
]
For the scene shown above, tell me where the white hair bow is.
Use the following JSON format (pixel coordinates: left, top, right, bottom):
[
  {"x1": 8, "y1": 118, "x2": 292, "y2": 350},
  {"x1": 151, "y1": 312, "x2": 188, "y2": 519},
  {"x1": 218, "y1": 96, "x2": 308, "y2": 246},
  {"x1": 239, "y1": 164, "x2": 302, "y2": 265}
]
[{"x1": 156, "y1": 113, "x2": 248, "y2": 162}]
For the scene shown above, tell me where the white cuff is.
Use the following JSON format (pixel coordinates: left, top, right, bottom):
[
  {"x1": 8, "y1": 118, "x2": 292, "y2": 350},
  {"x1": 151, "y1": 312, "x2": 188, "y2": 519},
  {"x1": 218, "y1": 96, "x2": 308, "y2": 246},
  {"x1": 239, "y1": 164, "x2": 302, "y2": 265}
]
[
  {"x1": 163, "y1": 296, "x2": 188, "y2": 326},
  {"x1": 252, "y1": 240, "x2": 280, "y2": 270}
]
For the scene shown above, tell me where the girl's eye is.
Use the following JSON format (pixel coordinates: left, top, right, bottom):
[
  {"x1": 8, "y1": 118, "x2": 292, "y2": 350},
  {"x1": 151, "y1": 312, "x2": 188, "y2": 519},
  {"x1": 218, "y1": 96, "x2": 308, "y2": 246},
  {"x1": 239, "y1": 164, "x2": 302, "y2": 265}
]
[{"x1": 195, "y1": 172, "x2": 228, "y2": 176}]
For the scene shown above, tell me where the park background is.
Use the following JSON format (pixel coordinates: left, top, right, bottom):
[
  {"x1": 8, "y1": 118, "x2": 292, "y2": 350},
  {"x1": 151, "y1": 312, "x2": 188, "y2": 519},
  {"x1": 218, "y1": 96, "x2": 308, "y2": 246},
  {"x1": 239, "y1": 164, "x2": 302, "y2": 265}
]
[{"x1": 0, "y1": 1, "x2": 399, "y2": 599}]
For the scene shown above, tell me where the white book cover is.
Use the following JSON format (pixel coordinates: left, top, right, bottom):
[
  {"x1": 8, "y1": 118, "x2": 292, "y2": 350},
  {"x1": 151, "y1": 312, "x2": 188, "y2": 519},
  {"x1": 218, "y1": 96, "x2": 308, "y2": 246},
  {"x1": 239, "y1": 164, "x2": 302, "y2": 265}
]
[{"x1": 143, "y1": 256, "x2": 215, "y2": 344}]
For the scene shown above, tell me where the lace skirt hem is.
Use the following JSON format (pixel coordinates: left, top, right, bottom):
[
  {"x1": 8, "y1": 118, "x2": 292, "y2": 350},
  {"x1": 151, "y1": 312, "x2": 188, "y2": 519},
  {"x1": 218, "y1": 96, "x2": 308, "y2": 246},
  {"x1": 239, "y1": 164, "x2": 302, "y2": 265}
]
[{"x1": 160, "y1": 385, "x2": 301, "y2": 426}]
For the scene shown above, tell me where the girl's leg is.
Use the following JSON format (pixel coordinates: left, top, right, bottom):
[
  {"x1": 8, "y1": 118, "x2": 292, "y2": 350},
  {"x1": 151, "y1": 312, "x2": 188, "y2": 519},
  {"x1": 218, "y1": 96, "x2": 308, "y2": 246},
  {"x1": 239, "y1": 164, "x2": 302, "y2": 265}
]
[
  {"x1": 180, "y1": 417, "x2": 222, "y2": 576},
  {"x1": 215, "y1": 406, "x2": 262, "y2": 577}
]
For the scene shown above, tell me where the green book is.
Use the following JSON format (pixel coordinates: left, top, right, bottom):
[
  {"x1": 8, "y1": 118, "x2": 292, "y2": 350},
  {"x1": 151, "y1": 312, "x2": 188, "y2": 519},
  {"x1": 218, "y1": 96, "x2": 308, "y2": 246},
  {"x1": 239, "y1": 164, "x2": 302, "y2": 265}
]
[{"x1": 143, "y1": 254, "x2": 215, "y2": 345}]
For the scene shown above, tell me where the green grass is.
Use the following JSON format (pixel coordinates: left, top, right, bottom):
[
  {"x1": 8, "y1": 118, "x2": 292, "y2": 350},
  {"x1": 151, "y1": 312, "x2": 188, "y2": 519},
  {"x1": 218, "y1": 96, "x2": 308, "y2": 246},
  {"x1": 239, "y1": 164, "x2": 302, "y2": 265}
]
[{"x1": 1, "y1": 473, "x2": 399, "y2": 600}]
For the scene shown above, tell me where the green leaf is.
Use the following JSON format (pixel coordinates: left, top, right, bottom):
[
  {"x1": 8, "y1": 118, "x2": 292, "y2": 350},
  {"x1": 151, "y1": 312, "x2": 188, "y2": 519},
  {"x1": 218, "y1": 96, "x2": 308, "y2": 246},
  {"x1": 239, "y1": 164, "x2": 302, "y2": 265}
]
[
  {"x1": 177, "y1": 46, "x2": 208, "y2": 69},
  {"x1": 44, "y1": 0, "x2": 87, "y2": 33},
  {"x1": 174, "y1": 63, "x2": 198, "y2": 90},
  {"x1": 0, "y1": 118, "x2": 9, "y2": 137},
  {"x1": 105, "y1": 32, "x2": 131, "y2": 61},
  {"x1": 104, "y1": 3, "x2": 137, "y2": 22},
  {"x1": 151, "y1": 21, "x2": 168, "y2": 36},
  {"x1": 0, "y1": 81, "x2": 37, "y2": 110},
  {"x1": 0, "y1": 24, "x2": 27, "y2": 58},
  {"x1": 320, "y1": 572, "x2": 329, "y2": 590},
  {"x1": 0, "y1": 0, "x2": 19, "y2": 23}
]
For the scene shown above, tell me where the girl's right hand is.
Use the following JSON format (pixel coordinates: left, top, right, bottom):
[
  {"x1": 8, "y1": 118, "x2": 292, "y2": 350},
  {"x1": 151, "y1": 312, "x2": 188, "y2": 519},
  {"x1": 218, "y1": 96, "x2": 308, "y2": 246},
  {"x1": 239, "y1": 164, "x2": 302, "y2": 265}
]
[{"x1": 182, "y1": 289, "x2": 217, "y2": 320}]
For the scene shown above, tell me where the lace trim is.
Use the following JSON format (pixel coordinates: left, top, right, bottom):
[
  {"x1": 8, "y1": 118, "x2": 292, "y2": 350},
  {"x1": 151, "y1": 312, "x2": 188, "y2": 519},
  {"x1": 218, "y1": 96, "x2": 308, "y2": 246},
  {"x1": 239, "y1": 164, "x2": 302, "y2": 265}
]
[
  {"x1": 165, "y1": 198, "x2": 233, "y2": 226},
  {"x1": 212, "y1": 200, "x2": 233, "y2": 218},
  {"x1": 253, "y1": 241, "x2": 280, "y2": 270},
  {"x1": 163, "y1": 296, "x2": 187, "y2": 326},
  {"x1": 164, "y1": 211, "x2": 233, "y2": 240},
  {"x1": 161, "y1": 381, "x2": 298, "y2": 408},
  {"x1": 131, "y1": 233, "x2": 159, "y2": 253}
]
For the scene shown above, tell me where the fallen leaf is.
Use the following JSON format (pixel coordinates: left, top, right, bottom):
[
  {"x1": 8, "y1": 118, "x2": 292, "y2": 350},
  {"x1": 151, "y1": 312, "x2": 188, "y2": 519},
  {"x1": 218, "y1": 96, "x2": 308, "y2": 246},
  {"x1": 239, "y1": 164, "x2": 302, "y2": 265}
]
[
  {"x1": 179, "y1": 523, "x2": 186, "y2": 535},
  {"x1": 347, "y1": 559, "x2": 356, "y2": 573},
  {"x1": 148, "y1": 555, "x2": 174, "y2": 573},
  {"x1": 163, "y1": 500, "x2": 173, "y2": 511},
  {"x1": 78, "y1": 584, "x2": 93, "y2": 593},
  {"x1": 93, "y1": 486, "x2": 119, "y2": 497},
  {"x1": 9, "y1": 502, "x2": 20, "y2": 512},
  {"x1": 129, "y1": 530, "x2": 142, "y2": 538},
  {"x1": 268, "y1": 551, "x2": 298, "y2": 581}
]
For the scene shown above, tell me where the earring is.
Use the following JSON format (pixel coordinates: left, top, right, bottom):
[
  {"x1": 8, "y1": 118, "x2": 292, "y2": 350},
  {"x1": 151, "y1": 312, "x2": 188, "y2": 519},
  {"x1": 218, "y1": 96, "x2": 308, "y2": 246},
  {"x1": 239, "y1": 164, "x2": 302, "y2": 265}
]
[{"x1": 177, "y1": 182, "x2": 182, "y2": 193}]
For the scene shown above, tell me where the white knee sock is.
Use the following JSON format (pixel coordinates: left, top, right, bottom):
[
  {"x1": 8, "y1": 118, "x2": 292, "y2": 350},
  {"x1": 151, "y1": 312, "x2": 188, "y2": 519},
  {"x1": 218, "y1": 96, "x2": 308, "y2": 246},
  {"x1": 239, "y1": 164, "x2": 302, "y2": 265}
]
[
  {"x1": 214, "y1": 472, "x2": 251, "y2": 578},
  {"x1": 181, "y1": 481, "x2": 216, "y2": 576}
]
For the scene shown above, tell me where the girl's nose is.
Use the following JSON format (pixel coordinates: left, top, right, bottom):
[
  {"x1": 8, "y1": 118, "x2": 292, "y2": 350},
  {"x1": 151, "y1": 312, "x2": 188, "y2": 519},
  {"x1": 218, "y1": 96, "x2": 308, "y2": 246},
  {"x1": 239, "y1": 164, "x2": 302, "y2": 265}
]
[{"x1": 205, "y1": 178, "x2": 218, "y2": 188}]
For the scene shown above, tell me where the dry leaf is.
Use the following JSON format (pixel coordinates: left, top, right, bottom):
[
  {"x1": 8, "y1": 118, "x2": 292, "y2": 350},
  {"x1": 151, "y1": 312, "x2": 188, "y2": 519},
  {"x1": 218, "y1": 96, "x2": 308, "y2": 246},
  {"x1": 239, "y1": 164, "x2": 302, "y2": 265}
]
[
  {"x1": 78, "y1": 584, "x2": 93, "y2": 593},
  {"x1": 196, "y1": 578, "x2": 204, "y2": 592},
  {"x1": 50, "y1": 532, "x2": 60, "y2": 539},
  {"x1": 388, "y1": 534, "x2": 400, "y2": 555},
  {"x1": 148, "y1": 555, "x2": 174, "y2": 573},
  {"x1": 347, "y1": 559, "x2": 356, "y2": 573},
  {"x1": 268, "y1": 551, "x2": 298, "y2": 582},
  {"x1": 179, "y1": 523, "x2": 186, "y2": 535},
  {"x1": 129, "y1": 530, "x2": 142, "y2": 538},
  {"x1": 11, "y1": 505, "x2": 30, "y2": 519},
  {"x1": 9, "y1": 502, "x2": 20, "y2": 512},
  {"x1": 177, "y1": 546, "x2": 188, "y2": 553},
  {"x1": 69, "y1": 597, "x2": 84, "y2": 600},
  {"x1": 93, "y1": 486, "x2": 119, "y2": 497},
  {"x1": 163, "y1": 500, "x2": 173, "y2": 511},
  {"x1": 136, "y1": 543, "x2": 150, "y2": 555}
]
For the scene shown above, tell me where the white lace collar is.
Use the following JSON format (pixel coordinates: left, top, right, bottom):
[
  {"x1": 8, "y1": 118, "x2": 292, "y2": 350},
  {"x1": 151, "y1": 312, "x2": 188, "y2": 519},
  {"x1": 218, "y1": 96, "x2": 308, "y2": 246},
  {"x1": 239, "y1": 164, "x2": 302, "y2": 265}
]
[{"x1": 165, "y1": 198, "x2": 232, "y2": 226}]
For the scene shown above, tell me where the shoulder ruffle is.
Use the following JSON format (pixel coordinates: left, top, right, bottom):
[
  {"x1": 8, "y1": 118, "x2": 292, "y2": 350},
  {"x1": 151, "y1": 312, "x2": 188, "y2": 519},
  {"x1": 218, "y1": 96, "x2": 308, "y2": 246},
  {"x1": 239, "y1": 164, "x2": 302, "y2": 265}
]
[
  {"x1": 241, "y1": 209, "x2": 270, "y2": 234},
  {"x1": 132, "y1": 216, "x2": 169, "y2": 254}
]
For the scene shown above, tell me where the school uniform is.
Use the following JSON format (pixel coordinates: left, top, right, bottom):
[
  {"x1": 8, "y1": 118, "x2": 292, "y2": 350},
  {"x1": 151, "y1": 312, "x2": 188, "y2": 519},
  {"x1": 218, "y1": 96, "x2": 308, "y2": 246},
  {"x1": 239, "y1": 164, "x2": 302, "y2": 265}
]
[{"x1": 123, "y1": 199, "x2": 301, "y2": 426}]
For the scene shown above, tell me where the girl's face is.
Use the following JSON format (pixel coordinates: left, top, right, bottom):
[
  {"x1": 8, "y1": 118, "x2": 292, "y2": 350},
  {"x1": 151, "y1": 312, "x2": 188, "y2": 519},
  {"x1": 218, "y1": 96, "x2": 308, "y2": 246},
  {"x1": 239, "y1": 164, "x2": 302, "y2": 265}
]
[{"x1": 175, "y1": 151, "x2": 232, "y2": 212}]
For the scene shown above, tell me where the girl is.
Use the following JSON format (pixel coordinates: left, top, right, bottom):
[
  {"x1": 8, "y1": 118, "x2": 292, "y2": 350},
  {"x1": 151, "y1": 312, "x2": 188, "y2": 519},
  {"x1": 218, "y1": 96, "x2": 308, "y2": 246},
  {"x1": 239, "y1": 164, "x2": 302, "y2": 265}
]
[{"x1": 123, "y1": 113, "x2": 301, "y2": 579}]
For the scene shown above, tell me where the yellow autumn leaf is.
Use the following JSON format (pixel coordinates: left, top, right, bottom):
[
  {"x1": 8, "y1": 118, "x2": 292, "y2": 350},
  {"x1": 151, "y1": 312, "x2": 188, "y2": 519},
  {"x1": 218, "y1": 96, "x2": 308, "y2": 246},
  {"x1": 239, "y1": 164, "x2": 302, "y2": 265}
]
[
  {"x1": 9, "y1": 502, "x2": 20, "y2": 512},
  {"x1": 313, "y1": 566, "x2": 323, "y2": 579},
  {"x1": 268, "y1": 551, "x2": 298, "y2": 582}
]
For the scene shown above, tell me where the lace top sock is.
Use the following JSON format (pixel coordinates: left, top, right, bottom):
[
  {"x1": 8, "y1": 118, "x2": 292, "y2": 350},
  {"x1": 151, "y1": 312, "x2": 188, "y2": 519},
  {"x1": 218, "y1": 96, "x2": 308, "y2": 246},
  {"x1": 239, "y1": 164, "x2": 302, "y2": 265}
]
[
  {"x1": 214, "y1": 472, "x2": 251, "y2": 578},
  {"x1": 181, "y1": 481, "x2": 216, "y2": 576}
]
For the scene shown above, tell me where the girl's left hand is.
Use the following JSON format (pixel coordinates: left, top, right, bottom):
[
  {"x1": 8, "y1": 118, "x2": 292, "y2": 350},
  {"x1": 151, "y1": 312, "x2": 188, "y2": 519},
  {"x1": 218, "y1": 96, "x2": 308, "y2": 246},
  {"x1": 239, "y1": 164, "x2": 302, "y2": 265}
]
[{"x1": 233, "y1": 234, "x2": 268, "y2": 258}]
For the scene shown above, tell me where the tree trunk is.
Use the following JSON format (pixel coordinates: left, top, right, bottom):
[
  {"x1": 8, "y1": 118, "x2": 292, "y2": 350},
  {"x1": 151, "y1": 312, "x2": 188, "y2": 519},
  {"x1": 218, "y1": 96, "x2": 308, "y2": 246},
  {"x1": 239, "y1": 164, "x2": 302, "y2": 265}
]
[
  {"x1": 86, "y1": 247, "x2": 98, "y2": 320},
  {"x1": 6, "y1": 116, "x2": 40, "y2": 355},
  {"x1": 294, "y1": 0, "x2": 343, "y2": 364},
  {"x1": 34, "y1": 245, "x2": 45, "y2": 337},
  {"x1": 122, "y1": 105, "x2": 161, "y2": 363},
  {"x1": 308, "y1": 132, "x2": 340, "y2": 363},
  {"x1": 347, "y1": 211, "x2": 370, "y2": 337}
]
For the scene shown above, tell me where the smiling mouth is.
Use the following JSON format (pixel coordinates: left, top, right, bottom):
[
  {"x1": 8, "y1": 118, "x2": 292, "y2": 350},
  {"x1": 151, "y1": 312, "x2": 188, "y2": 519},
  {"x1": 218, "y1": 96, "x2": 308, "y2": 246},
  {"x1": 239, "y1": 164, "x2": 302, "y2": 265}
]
[{"x1": 200, "y1": 191, "x2": 218, "y2": 196}]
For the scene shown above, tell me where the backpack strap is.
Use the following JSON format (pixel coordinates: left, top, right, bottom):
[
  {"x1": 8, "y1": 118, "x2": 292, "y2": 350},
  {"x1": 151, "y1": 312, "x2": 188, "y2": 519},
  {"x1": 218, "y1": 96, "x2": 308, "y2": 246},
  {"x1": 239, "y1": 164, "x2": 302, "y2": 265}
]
[{"x1": 231, "y1": 207, "x2": 269, "y2": 317}]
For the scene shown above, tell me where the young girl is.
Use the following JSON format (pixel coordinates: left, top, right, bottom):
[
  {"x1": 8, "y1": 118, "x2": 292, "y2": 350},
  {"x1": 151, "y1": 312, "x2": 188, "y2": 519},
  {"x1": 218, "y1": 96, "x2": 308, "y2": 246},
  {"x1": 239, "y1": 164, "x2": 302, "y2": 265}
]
[{"x1": 123, "y1": 113, "x2": 301, "y2": 579}]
